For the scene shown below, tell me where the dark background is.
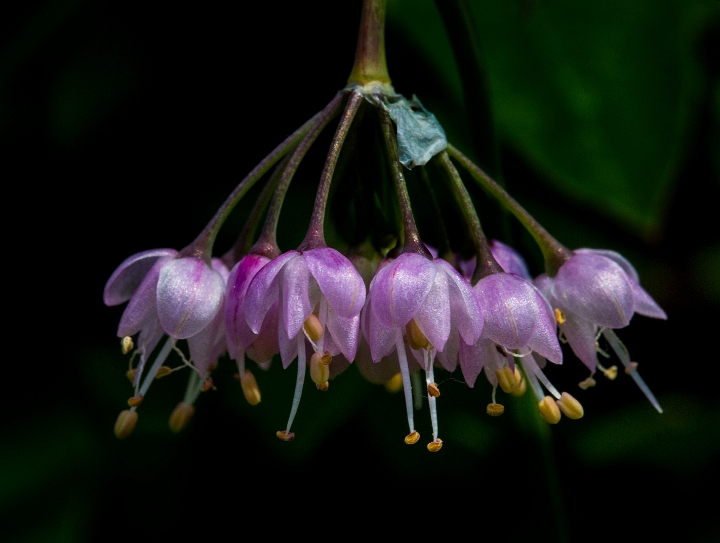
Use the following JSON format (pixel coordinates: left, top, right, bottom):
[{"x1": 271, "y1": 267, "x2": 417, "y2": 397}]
[{"x1": 2, "y1": 1, "x2": 719, "y2": 541}]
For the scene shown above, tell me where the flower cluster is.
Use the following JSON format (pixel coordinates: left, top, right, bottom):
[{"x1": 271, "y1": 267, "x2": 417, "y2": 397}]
[{"x1": 103, "y1": 1, "x2": 667, "y2": 449}]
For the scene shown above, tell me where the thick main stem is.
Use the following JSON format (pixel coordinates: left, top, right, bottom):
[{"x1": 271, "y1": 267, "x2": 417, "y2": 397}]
[
  {"x1": 378, "y1": 107, "x2": 431, "y2": 258},
  {"x1": 299, "y1": 90, "x2": 364, "y2": 250},
  {"x1": 447, "y1": 144, "x2": 571, "y2": 275},
  {"x1": 437, "y1": 151, "x2": 502, "y2": 283},
  {"x1": 347, "y1": 0, "x2": 391, "y2": 86}
]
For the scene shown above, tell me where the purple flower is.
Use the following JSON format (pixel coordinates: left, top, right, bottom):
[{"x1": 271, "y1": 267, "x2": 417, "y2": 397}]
[
  {"x1": 460, "y1": 272, "x2": 562, "y2": 392},
  {"x1": 459, "y1": 239, "x2": 532, "y2": 282},
  {"x1": 535, "y1": 248, "x2": 666, "y2": 412},
  {"x1": 244, "y1": 247, "x2": 366, "y2": 439},
  {"x1": 362, "y1": 252, "x2": 482, "y2": 450}
]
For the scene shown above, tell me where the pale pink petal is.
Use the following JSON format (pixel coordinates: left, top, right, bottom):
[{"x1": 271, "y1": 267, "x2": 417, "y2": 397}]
[
  {"x1": 303, "y1": 248, "x2": 366, "y2": 318},
  {"x1": 104, "y1": 248, "x2": 177, "y2": 306},
  {"x1": 245, "y1": 251, "x2": 298, "y2": 334}
]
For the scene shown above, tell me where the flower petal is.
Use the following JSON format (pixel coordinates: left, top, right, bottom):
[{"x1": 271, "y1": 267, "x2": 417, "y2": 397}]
[
  {"x1": 280, "y1": 256, "x2": 313, "y2": 340},
  {"x1": 326, "y1": 308, "x2": 360, "y2": 361},
  {"x1": 361, "y1": 296, "x2": 396, "y2": 361},
  {"x1": 370, "y1": 253, "x2": 436, "y2": 328},
  {"x1": 157, "y1": 257, "x2": 225, "y2": 339},
  {"x1": 303, "y1": 248, "x2": 366, "y2": 318},
  {"x1": 436, "y1": 259, "x2": 483, "y2": 346},
  {"x1": 413, "y1": 266, "x2": 451, "y2": 351},
  {"x1": 104, "y1": 249, "x2": 177, "y2": 306},
  {"x1": 244, "y1": 251, "x2": 298, "y2": 334},
  {"x1": 225, "y1": 255, "x2": 270, "y2": 359},
  {"x1": 117, "y1": 259, "x2": 166, "y2": 337},
  {"x1": 552, "y1": 253, "x2": 635, "y2": 328}
]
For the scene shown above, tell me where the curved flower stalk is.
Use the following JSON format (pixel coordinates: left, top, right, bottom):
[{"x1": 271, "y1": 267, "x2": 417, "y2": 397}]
[
  {"x1": 245, "y1": 248, "x2": 366, "y2": 440},
  {"x1": 535, "y1": 248, "x2": 666, "y2": 412}
]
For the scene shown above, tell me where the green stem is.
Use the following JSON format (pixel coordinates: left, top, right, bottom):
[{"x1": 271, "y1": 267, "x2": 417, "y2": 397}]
[
  {"x1": 252, "y1": 92, "x2": 346, "y2": 257},
  {"x1": 437, "y1": 151, "x2": 501, "y2": 283},
  {"x1": 347, "y1": 0, "x2": 391, "y2": 87},
  {"x1": 446, "y1": 144, "x2": 571, "y2": 276},
  {"x1": 178, "y1": 112, "x2": 320, "y2": 263},
  {"x1": 418, "y1": 166, "x2": 452, "y2": 263},
  {"x1": 299, "y1": 90, "x2": 364, "y2": 250},
  {"x1": 222, "y1": 153, "x2": 291, "y2": 267},
  {"x1": 378, "y1": 106, "x2": 430, "y2": 258}
]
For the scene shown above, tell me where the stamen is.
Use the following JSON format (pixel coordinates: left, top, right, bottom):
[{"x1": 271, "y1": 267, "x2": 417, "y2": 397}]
[
  {"x1": 510, "y1": 366, "x2": 526, "y2": 397},
  {"x1": 303, "y1": 314, "x2": 324, "y2": 342},
  {"x1": 424, "y1": 350, "x2": 440, "y2": 442},
  {"x1": 395, "y1": 332, "x2": 416, "y2": 435},
  {"x1": 279, "y1": 334, "x2": 307, "y2": 438},
  {"x1": 317, "y1": 381, "x2": 329, "y2": 391},
  {"x1": 121, "y1": 336, "x2": 134, "y2": 355},
  {"x1": 406, "y1": 318, "x2": 432, "y2": 350},
  {"x1": 554, "y1": 308, "x2": 566, "y2": 325},
  {"x1": 201, "y1": 377, "x2": 215, "y2": 392},
  {"x1": 427, "y1": 439, "x2": 443, "y2": 452},
  {"x1": 427, "y1": 382, "x2": 440, "y2": 397},
  {"x1": 385, "y1": 373, "x2": 403, "y2": 393},
  {"x1": 538, "y1": 396, "x2": 562, "y2": 424},
  {"x1": 556, "y1": 392, "x2": 584, "y2": 419},
  {"x1": 496, "y1": 366, "x2": 517, "y2": 393},
  {"x1": 239, "y1": 370, "x2": 262, "y2": 405},
  {"x1": 602, "y1": 329, "x2": 662, "y2": 413},
  {"x1": 127, "y1": 394, "x2": 143, "y2": 407},
  {"x1": 518, "y1": 359, "x2": 544, "y2": 402},
  {"x1": 126, "y1": 369, "x2": 136, "y2": 382},
  {"x1": 404, "y1": 430, "x2": 420, "y2": 445},
  {"x1": 155, "y1": 366, "x2": 173, "y2": 379},
  {"x1": 597, "y1": 362, "x2": 618, "y2": 380},
  {"x1": 578, "y1": 376, "x2": 597, "y2": 390},
  {"x1": 169, "y1": 402, "x2": 195, "y2": 433},
  {"x1": 276, "y1": 430, "x2": 295, "y2": 441},
  {"x1": 522, "y1": 355, "x2": 562, "y2": 400},
  {"x1": 309, "y1": 352, "x2": 330, "y2": 385},
  {"x1": 320, "y1": 351, "x2": 332, "y2": 365},
  {"x1": 114, "y1": 410, "x2": 138, "y2": 439},
  {"x1": 486, "y1": 403, "x2": 504, "y2": 416},
  {"x1": 625, "y1": 362, "x2": 639, "y2": 375}
]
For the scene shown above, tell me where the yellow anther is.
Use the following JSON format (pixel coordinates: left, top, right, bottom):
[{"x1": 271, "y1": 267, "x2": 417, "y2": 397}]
[
  {"x1": 556, "y1": 392, "x2": 584, "y2": 419},
  {"x1": 126, "y1": 369, "x2": 136, "y2": 382},
  {"x1": 114, "y1": 410, "x2": 138, "y2": 439},
  {"x1": 310, "y1": 352, "x2": 330, "y2": 385},
  {"x1": 155, "y1": 366, "x2": 172, "y2": 379},
  {"x1": 486, "y1": 403, "x2": 505, "y2": 416},
  {"x1": 427, "y1": 439, "x2": 443, "y2": 452},
  {"x1": 496, "y1": 366, "x2": 517, "y2": 394},
  {"x1": 427, "y1": 382, "x2": 440, "y2": 398},
  {"x1": 538, "y1": 396, "x2": 562, "y2": 424},
  {"x1": 168, "y1": 402, "x2": 195, "y2": 433},
  {"x1": 603, "y1": 366, "x2": 618, "y2": 380},
  {"x1": 239, "y1": 371, "x2": 261, "y2": 406},
  {"x1": 303, "y1": 314, "x2": 324, "y2": 342},
  {"x1": 510, "y1": 367, "x2": 526, "y2": 397},
  {"x1": 384, "y1": 373, "x2": 403, "y2": 393},
  {"x1": 578, "y1": 376, "x2": 597, "y2": 390},
  {"x1": 317, "y1": 381, "x2": 329, "y2": 391},
  {"x1": 554, "y1": 308, "x2": 566, "y2": 325},
  {"x1": 320, "y1": 351, "x2": 332, "y2": 365},
  {"x1": 405, "y1": 318, "x2": 432, "y2": 351},
  {"x1": 201, "y1": 377, "x2": 215, "y2": 392},
  {"x1": 121, "y1": 336, "x2": 134, "y2": 355},
  {"x1": 276, "y1": 430, "x2": 295, "y2": 442},
  {"x1": 404, "y1": 430, "x2": 420, "y2": 445},
  {"x1": 127, "y1": 394, "x2": 143, "y2": 407},
  {"x1": 625, "y1": 362, "x2": 639, "y2": 375}
]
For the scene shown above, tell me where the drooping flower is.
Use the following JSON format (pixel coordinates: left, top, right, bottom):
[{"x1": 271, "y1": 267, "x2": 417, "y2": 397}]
[
  {"x1": 244, "y1": 247, "x2": 366, "y2": 440},
  {"x1": 362, "y1": 252, "x2": 483, "y2": 450},
  {"x1": 535, "y1": 248, "x2": 666, "y2": 411}
]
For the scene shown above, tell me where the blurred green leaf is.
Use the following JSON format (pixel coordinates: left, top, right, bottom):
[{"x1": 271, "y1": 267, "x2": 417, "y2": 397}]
[
  {"x1": 388, "y1": 0, "x2": 714, "y2": 235},
  {"x1": 571, "y1": 395, "x2": 720, "y2": 476}
]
